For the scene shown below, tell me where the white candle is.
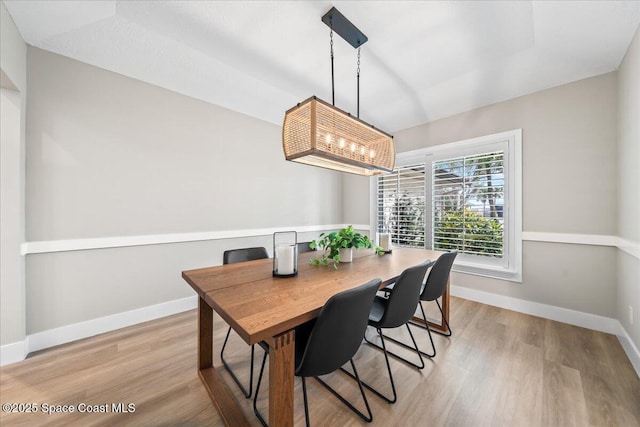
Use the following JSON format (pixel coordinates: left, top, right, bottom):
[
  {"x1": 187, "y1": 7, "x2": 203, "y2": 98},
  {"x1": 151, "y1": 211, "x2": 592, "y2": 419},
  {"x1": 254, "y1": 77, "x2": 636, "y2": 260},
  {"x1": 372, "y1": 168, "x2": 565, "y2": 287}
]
[
  {"x1": 276, "y1": 245, "x2": 295, "y2": 275},
  {"x1": 380, "y1": 233, "x2": 391, "y2": 251}
]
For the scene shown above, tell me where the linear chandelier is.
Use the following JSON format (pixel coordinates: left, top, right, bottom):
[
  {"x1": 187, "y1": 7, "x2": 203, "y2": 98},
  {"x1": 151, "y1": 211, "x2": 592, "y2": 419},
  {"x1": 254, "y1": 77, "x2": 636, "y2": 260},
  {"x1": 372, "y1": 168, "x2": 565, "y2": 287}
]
[{"x1": 282, "y1": 7, "x2": 395, "y2": 176}]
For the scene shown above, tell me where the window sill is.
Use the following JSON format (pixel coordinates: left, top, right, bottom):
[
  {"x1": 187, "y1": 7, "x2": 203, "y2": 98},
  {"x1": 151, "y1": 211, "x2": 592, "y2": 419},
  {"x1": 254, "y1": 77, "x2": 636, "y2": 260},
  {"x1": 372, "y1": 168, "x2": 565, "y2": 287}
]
[{"x1": 452, "y1": 262, "x2": 522, "y2": 283}]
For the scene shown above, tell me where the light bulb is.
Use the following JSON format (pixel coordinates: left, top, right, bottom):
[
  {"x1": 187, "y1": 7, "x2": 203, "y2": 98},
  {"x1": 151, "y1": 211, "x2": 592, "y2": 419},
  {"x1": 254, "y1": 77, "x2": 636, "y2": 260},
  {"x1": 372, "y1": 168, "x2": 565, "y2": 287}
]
[
  {"x1": 369, "y1": 150, "x2": 376, "y2": 158},
  {"x1": 350, "y1": 143, "x2": 356, "y2": 152},
  {"x1": 360, "y1": 146, "x2": 366, "y2": 155},
  {"x1": 325, "y1": 134, "x2": 332, "y2": 144},
  {"x1": 338, "y1": 138, "x2": 345, "y2": 148}
]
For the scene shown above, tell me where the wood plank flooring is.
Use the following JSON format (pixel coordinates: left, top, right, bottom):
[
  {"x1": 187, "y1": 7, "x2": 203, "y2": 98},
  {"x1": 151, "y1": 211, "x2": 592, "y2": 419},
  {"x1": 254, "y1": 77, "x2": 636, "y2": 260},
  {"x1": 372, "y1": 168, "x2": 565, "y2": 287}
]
[{"x1": 1, "y1": 297, "x2": 638, "y2": 426}]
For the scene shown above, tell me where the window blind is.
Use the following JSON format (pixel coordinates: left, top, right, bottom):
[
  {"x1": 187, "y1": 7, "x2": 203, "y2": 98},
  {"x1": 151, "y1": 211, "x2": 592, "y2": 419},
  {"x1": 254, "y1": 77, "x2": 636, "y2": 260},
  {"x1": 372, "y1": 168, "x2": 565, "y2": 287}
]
[
  {"x1": 432, "y1": 151, "x2": 505, "y2": 258},
  {"x1": 377, "y1": 163, "x2": 426, "y2": 248},
  {"x1": 373, "y1": 129, "x2": 521, "y2": 281}
]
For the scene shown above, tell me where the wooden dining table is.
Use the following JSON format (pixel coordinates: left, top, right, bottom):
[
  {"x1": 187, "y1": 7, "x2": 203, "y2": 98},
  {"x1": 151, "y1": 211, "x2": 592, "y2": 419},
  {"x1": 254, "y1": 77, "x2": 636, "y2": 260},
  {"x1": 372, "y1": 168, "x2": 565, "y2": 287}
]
[{"x1": 182, "y1": 247, "x2": 448, "y2": 426}]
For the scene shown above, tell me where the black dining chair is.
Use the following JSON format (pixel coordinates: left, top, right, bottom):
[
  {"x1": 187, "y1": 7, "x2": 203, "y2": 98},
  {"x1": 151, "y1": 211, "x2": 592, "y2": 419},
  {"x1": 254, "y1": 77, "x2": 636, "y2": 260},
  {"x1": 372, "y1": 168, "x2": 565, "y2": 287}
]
[
  {"x1": 220, "y1": 246, "x2": 269, "y2": 398},
  {"x1": 350, "y1": 261, "x2": 432, "y2": 404},
  {"x1": 297, "y1": 241, "x2": 315, "y2": 253},
  {"x1": 406, "y1": 250, "x2": 457, "y2": 357},
  {"x1": 253, "y1": 278, "x2": 382, "y2": 427}
]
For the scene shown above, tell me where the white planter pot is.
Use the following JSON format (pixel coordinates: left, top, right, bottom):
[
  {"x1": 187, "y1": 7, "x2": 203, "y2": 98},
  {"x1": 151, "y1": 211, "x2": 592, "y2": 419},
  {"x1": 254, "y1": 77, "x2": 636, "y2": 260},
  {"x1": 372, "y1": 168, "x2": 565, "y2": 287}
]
[{"x1": 339, "y1": 247, "x2": 353, "y2": 263}]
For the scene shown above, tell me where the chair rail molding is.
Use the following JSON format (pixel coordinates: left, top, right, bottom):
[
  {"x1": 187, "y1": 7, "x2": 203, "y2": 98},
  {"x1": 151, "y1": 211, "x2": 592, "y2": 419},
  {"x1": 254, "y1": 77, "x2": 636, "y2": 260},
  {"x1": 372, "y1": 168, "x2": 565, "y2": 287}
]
[
  {"x1": 20, "y1": 229, "x2": 640, "y2": 259},
  {"x1": 21, "y1": 229, "x2": 638, "y2": 261},
  {"x1": 20, "y1": 224, "x2": 370, "y2": 255},
  {"x1": 521, "y1": 231, "x2": 618, "y2": 246},
  {"x1": 617, "y1": 237, "x2": 640, "y2": 260},
  {"x1": 522, "y1": 232, "x2": 639, "y2": 260}
]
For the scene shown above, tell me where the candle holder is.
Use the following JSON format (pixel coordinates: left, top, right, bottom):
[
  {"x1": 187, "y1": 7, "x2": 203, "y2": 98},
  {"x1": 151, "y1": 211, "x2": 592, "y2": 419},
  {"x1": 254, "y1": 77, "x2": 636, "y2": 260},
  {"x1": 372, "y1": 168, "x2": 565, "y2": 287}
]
[
  {"x1": 377, "y1": 231, "x2": 392, "y2": 253},
  {"x1": 273, "y1": 231, "x2": 298, "y2": 277}
]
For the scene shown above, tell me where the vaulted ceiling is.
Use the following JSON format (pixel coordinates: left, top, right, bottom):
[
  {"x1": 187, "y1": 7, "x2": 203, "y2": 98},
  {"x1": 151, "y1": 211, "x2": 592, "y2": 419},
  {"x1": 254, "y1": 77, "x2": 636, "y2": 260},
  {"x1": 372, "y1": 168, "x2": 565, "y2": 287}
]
[{"x1": 5, "y1": 1, "x2": 640, "y2": 132}]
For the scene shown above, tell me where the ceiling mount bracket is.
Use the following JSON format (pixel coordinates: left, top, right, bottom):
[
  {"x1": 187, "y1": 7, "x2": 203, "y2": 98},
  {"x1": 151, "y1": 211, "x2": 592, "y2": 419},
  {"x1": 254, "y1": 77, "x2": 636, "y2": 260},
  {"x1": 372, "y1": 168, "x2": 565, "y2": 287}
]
[{"x1": 321, "y1": 7, "x2": 368, "y2": 48}]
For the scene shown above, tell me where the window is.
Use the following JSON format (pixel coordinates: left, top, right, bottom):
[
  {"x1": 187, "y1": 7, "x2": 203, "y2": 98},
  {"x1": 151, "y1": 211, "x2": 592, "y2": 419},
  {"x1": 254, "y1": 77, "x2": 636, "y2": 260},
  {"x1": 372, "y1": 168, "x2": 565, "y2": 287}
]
[
  {"x1": 372, "y1": 129, "x2": 522, "y2": 282},
  {"x1": 432, "y1": 151, "x2": 504, "y2": 258},
  {"x1": 377, "y1": 163, "x2": 427, "y2": 248}
]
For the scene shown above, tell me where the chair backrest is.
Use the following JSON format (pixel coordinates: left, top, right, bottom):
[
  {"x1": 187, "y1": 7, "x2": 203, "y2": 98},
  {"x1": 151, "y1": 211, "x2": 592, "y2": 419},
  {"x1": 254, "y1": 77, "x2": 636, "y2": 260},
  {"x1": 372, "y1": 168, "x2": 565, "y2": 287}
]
[
  {"x1": 420, "y1": 251, "x2": 457, "y2": 302},
  {"x1": 295, "y1": 279, "x2": 382, "y2": 378},
  {"x1": 297, "y1": 241, "x2": 315, "y2": 253},
  {"x1": 377, "y1": 261, "x2": 432, "y2": 329},
  {"x1": 223, "y1": 247, "x2": 269, "y2": 265}
]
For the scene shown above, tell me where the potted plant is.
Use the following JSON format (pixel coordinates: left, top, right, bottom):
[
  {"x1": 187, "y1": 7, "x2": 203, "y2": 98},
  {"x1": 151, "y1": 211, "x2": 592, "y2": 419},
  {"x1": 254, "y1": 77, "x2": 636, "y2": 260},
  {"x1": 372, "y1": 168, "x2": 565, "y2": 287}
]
[{"x1": 309, "y1": 225, "x2": 384, "y2": 268}]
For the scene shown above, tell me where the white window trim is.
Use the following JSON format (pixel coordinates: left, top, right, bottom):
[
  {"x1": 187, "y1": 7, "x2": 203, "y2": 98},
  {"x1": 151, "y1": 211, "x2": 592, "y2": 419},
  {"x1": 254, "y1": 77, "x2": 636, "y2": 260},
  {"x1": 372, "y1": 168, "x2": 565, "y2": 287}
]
[{"x1": 370, "y1": 129, "x2": 522, "y2": 282}]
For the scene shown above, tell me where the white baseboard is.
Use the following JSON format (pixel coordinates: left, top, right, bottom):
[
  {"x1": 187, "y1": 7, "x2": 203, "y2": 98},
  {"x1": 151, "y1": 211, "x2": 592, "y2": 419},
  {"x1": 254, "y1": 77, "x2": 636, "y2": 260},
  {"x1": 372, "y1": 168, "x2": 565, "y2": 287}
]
[
  {"x1": 450, "y1": 285, "x2": 622, "y2": 335},
  {"x1": 451, "y1": 285, "x2": 640, "y2": 378},
  {"x1": 5, "y1": 287, "x2": 638, "y2": 379},
  {"x1": 618, "y1": 325, "x2": 640, "y2": 378},
  {"x1": 2, "y1": 296, "x2": 197, "y2": 366},
  {"x1": 27, "y1": 295, "x2": 197, "y2": 354},
  {"x1": 0, "y1": 339, "x2": 28, "y2": 367}
]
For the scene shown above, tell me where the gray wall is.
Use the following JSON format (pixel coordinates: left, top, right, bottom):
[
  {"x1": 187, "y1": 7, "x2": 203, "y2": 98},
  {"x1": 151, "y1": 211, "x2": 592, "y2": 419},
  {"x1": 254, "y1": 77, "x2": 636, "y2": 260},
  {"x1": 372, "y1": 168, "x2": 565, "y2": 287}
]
[
  {"x1": 24, "y1": 47, "x2": 343, "y2": 334},
  {"x1": 342, "y1": 173, "x2": 370, "y2": 225},
  {"x1": 344, "y1": 72, "x2": 620, "y2": 318},
  {"x1": 617, "y1": 26, "x2": 640, "y2": 348},
  {"x1": 0, "y1": 1, "x2": 27, "y2": 348}
]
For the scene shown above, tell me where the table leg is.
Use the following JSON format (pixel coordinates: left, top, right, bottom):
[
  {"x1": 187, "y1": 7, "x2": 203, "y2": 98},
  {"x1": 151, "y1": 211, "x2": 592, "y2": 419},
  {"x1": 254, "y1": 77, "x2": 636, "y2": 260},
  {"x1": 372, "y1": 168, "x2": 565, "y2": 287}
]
[
  {"x1": 198, "y1": 297, "x2": 213, "y2": 370},
  {"x1": 441, "y1": 278, "x2": 450, "y2": 323},
  {"x1": 197, "y1": 297, "x2": 250, "y2": 426},
  {"x1": 268, "y1": 329, "x2": 295, "y2": 427}
]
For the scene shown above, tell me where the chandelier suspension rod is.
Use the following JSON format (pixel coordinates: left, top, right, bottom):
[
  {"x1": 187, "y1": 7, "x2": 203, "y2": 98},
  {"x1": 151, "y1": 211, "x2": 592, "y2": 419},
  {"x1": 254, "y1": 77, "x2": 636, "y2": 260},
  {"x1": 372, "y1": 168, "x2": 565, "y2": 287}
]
[
  {"x1": 357, "y1": 47, "x2": 361, "y2": 118},
  {"x1": 330, "y1": 23, "x2": 335, "y2": 106}
]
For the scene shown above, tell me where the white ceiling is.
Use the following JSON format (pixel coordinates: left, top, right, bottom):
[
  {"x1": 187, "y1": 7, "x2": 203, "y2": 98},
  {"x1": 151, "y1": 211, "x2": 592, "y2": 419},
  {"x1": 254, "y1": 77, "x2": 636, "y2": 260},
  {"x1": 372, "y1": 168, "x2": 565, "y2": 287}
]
[{"x1": 5, "y1": 1, "x2": 640, "y2": 133}]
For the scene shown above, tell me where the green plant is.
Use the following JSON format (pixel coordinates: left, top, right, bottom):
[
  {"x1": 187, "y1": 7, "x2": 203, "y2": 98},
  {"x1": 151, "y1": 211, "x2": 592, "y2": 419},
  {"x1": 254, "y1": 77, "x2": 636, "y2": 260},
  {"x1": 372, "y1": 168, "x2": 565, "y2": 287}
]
[
  {"x1": 434, "y1": 208, "x2": 503, "y2": 257},
  {"x1": 309, "y1": 225, "x2": 384, "y2": 268}
]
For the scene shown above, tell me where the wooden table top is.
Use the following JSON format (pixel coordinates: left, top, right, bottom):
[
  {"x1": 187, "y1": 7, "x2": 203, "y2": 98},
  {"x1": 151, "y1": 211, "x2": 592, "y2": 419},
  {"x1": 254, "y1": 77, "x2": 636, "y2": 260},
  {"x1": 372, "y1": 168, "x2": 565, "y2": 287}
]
[{"x1": 182, "y1": 247, "x2": 444, "y2": 345}]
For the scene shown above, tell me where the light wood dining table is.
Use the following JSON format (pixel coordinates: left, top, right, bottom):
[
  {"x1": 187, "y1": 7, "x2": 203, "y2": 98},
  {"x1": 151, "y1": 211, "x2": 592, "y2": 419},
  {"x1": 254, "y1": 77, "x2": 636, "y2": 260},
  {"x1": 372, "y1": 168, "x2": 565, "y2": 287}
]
[{"x1": 182, "y1": 247, "x2": 448, "y2": 426}]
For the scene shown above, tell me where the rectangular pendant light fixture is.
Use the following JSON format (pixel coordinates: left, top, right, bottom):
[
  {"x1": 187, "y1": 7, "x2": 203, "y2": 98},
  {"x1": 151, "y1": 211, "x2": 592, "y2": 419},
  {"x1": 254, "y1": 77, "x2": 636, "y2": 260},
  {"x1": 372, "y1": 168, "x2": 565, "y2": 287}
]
[
  {"x1": 283, "y1": 96, "x2": 394, "y2": 176},
  {"x1": 282, "y1": 7, "x2": 395, "y2": 176}
]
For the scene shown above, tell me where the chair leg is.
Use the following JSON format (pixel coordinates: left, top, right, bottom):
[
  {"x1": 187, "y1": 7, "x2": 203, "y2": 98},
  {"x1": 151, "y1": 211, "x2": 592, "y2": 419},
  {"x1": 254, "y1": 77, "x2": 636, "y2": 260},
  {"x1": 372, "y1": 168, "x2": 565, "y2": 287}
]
[
  {"x1": 435, "y1": 299, "x2": 453, "y2": 337},
  {"x1": 220, "y1": 326, "x2": 255, "y2": 398},
  {"x1": 314, "y1": 359, "x2": 373, "y2": 422},
  {"x1": 388, "y1": 303, "x2": 437, "y2": 358},
  {"x1": 343, "y1": 328, "x2": 397, "y2": 404},
  {"x1": 409, "y1": 300, "x2": 453, "y2": 337},
  {"x1": 253, "y1": 349, "x2": 269, "y2": 427},
  {"x1": 364, "y1": 324, "x2": 425, "y2": 369},
  {"x1": 301, "y1": 377, "x2": 311, "y2": 427},
  {"x1": 254, "y1": 355, "x2": 372, "y2": 426}
]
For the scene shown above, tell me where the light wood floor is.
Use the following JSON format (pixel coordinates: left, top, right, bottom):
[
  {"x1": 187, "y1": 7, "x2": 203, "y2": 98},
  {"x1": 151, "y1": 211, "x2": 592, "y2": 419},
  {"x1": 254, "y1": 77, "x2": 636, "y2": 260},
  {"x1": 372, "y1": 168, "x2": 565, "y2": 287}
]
[{"x1": 2, "y1": 297, "x2": 639, "y2": 426}]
